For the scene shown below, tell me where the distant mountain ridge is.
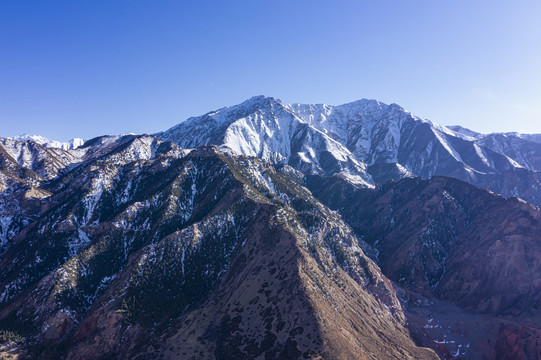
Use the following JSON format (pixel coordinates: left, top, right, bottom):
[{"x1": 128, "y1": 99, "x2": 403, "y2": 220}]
[
  {"x1": 6, "y1": 96, "x2": 541, "y2": 205},
  {"x1": 448, "y1": 125, "x2": 541, "y2": 144},
  {"x1": 10, "y1": 134, "x2": 85, "y2": 150},
  {"x1": 157, "y1": 96, "x2": 541, "y2": 205}
]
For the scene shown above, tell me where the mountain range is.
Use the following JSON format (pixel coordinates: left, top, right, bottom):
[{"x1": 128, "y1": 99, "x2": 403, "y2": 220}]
[
  {"x1": 0, "y1": 96, "x2": 540, "y2": 359},
  {"x1": 9, "y1": 134, "x2": 85, "y2": 151},
  {"x1": 157, "y1": 96, "x2": 541, "y2": 205}
]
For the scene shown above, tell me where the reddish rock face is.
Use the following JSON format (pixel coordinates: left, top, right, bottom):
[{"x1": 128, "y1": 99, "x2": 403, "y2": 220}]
[
  {"x1": 495, "y1": 325, "x2": 541, "y2": 360},
  {"x1": 308, "y1": 175, "x2": 541, "y2": 313},
  {"x1": 307, "y1": 174, "x2": 541, "y2": 358}
]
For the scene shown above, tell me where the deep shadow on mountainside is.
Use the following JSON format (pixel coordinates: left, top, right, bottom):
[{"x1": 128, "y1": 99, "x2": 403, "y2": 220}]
[
  {"x1": 306, "y1": 173, "x2": 541, "y2": 359},
  {"x1": 0, "y1": 134, "x2": 540, "y2": 358},
  {"x1": 1, "y1": 93, "x2": 541, "y2": 359},
  {"x1": 0, "y1": 137, "x2": 437, "y2": 359}
]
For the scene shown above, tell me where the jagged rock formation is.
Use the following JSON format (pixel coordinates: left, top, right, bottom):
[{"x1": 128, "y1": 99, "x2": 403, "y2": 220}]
[{"x1": 157, "y1": 96, "x2": 541, "y2": 205}]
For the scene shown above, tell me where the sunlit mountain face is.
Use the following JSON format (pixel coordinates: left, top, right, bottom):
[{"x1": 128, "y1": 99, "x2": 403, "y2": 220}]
[{"x1": 1, "y1": 97, "x2": 540, "y2": 359}]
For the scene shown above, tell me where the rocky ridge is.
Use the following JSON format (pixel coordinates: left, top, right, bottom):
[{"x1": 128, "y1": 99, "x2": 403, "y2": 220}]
[
  {"x1": 9, "y1": 134, "x2": 85, "y2": 151},
  {"x1": 1, "y1": 96, "x2": 541, "y2": 359},
  {"x1": 0, "y1": 136, "x2": 437, "y2": 359},
  {"x1": 157, "y1": 96, "x2": 541, "y2": 205}
]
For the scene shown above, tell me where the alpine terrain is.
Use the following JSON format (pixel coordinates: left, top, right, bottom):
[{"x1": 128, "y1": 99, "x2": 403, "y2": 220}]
[
  {"x1": 0, "y1": 96, "x2": 540, "y2": 359},
  {"x1": 157, "y1": 96, "x2": 541, "y2": 205}
]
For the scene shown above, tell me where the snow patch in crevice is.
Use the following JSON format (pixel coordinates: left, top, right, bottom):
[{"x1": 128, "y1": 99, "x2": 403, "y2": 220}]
[{"x1": 432, "y1": 130, "x2": 463, "y2": 163}]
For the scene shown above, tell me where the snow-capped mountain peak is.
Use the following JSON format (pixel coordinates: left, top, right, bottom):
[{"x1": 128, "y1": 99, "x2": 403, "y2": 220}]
[
  {"x1": 10, "y1": 134, "x2": 85, "y2": 150},
  {"x1": 156, "y1": 96, "x2": 541, "y2": 205}
]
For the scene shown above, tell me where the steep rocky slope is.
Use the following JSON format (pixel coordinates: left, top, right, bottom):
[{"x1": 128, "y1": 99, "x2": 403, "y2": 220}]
[
  {"x1": 449, "y1": 125, "x2": 541, "y2": 170},
  {"x1": 0, "y1": 139, "x2": 437, "y2": 359},
  {"x1": 0, "y1": 135, "x2": 159, "y2": 256},
  {"x1": 306, "y1": 174, "x2": 541, "y2": 359},
  {"x1": 2, "y1": 96, "x2": 541, "y2": 359},
  {"x1": 157, "y1": 96, "x2": 541, "y2": 206}
]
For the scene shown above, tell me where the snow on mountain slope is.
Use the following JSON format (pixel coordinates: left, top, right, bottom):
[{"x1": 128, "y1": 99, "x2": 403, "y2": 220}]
[
  {"x1": 157, "y1": 96, "x2": 541, "y2": 205},
  {"x1": 0, "y1": 134, "x2": 169, "y2": 183},
  {"x1": 10, "y1": 134, "x2": 85, "y2": 150},
  {"x1": 517, "y1": 133, "x2": 541, "y2": 144},
  {"x1": 0, "y1": 142, "x2": 440, "y2": 359},
  {"x1": 157, "y1": 96, "x2": 373, "y2": 186},
  {"x1": 446, "y1": 125, "x2": 482, "y2": 140},
  {"x1": 287, "y1": 99, "x2": 408, "y2": 163},
  {"x1": 448, "y1": 126, "x2": 541, "y2": 145},
  {"x1": 0, "y1": 137, "x2": 83, "y2": 181},
  {"x1": 0, "y1": 135, "x2": 182, "y2": 256},
  {"x1": 4, "y1": 96, "x2": 540, "y2": 203},
  {"x1": 477, "y1": 133, "x2": 541, "y2": 171},
  {"x1": 447, "y1": 125, "x2": 541, "y2": 171},
  {"x1": 286, "y1": 100, "x2": 528, "y2": 179}
]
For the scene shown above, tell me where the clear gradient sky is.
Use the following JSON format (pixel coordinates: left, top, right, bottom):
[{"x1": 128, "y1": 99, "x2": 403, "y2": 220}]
[{"x1": 1, "y1": 0, "x2": 541, "y2": 141}]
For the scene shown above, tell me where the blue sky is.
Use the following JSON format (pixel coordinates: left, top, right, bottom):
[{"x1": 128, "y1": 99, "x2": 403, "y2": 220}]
[{"x1": 1, "y1": 0, "x2": 540, "y2": 140}]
